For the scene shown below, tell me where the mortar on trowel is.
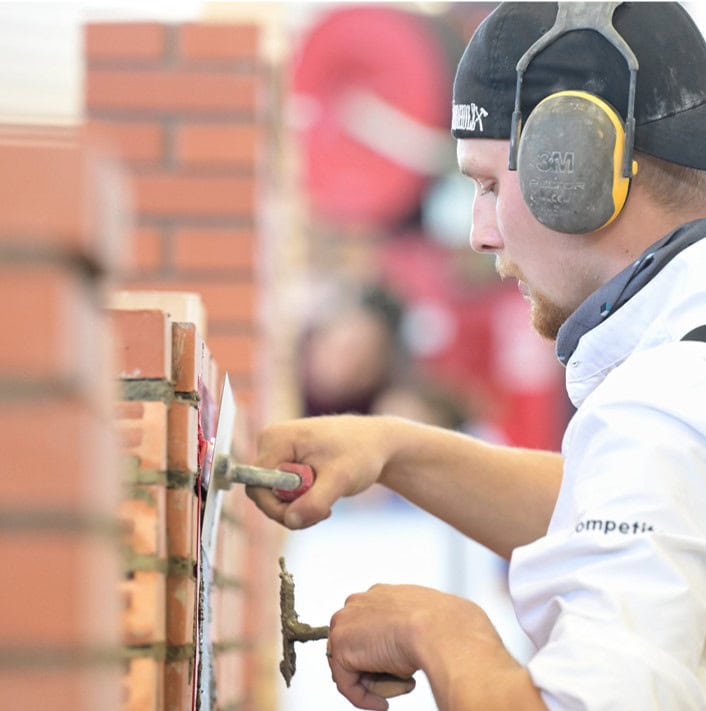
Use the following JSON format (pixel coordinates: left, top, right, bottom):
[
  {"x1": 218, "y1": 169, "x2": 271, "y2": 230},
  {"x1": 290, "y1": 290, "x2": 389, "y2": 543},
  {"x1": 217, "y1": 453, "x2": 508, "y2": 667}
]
[{"x1": 278, "y1": 557, "x2": 415, "y2": 699}]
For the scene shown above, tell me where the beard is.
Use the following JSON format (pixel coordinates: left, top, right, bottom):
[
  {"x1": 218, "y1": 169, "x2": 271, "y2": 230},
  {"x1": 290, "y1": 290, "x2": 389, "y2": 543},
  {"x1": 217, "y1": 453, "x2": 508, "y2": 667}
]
[{"x1": 496, "y1": 258, "x2": 573, "y2": 341}]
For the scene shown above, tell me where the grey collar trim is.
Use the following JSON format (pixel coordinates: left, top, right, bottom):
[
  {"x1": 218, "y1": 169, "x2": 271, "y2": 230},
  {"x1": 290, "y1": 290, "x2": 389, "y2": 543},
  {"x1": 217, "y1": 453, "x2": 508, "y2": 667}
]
[{"x1": 556, "y1": 218, "x2": 706, "y2": 366}]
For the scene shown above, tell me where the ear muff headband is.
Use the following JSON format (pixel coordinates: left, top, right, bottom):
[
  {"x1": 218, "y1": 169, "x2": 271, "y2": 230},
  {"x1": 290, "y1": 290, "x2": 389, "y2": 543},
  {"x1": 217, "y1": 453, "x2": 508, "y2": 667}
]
[
  {"x1": 507, "y1": 2, "x2": 639, "y2": 233},
  {"x1": 517, "y1": 89, "x2": 639, "y2": 233}
]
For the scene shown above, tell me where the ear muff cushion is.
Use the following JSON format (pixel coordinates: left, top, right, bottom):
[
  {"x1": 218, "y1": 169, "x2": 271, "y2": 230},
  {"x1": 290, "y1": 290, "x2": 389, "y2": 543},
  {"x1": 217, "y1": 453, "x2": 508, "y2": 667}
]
[{"x1": 517, "y1": 92, "x2": 630, "y2": 234}]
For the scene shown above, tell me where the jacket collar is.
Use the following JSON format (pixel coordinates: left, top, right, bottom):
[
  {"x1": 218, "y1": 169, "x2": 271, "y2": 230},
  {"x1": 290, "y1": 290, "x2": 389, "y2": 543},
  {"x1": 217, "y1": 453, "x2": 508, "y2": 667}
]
[
  {"x1": 557, "y1": 219, "x2": 706, "y2": 408},
  {"x1": 557, "y1": 218, "x2": 706, "y2": 366}
]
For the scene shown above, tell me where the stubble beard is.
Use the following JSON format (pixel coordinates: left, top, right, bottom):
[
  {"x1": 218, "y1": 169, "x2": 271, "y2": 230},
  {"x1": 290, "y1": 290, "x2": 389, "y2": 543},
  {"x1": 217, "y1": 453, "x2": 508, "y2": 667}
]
[{"x1": 496, "y1": 258, "x2": 573, "y2": 341}]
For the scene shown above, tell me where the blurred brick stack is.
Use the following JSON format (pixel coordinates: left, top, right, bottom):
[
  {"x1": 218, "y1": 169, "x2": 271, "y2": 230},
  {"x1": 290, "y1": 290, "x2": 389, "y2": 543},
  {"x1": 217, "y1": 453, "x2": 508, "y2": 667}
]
[
  {"x1": 0, "y1": 127, "x2": 126, "y2": 708},
  {"x1": 85, "y1": 20, "x2": 262, "y2": 410},
  {"x1": 86, "y1": 18, "x2": 286, "y2": 711}
]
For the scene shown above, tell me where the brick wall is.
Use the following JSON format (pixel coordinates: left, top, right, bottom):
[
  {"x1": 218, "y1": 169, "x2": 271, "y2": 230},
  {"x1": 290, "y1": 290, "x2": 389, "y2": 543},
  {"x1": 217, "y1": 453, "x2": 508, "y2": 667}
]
[
  {"x1": 85, "y1": 21, "x2": 264, "y2": 414},
  {"x1": 85, "y1": 19, "x2": 287, "y2": 711},
  {"x1": 0, "y1": 127, "x2": 126, "y2": 709}
]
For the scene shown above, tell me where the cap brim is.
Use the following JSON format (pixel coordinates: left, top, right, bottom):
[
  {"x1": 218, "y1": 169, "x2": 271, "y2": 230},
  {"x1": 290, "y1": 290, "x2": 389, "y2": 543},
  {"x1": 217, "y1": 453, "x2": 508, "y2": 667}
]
[{"x1": 636, "y1": 100, "x2": 706, "y2": 170}]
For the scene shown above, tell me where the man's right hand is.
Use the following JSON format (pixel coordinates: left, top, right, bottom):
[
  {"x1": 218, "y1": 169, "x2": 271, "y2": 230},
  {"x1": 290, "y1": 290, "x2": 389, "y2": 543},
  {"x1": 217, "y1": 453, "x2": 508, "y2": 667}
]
[{"x1": 245, "y1": 414, "x2": 395, "y2": 530}]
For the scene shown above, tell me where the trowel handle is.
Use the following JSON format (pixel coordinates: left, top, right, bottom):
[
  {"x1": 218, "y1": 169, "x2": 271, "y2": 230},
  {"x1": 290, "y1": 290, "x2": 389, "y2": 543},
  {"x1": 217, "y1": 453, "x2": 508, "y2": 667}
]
[{"x1": 272, "y1": 462, "x2": 315, "y2": 502}]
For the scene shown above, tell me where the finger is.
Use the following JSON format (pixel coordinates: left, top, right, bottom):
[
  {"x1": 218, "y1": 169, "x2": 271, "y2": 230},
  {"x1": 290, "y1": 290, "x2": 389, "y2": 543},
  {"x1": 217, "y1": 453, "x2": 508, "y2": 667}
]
[
  {"x1": 360, "y1": 673, "x2": 416, "y2": 698},
  {"x1": 282, "y1": 462, "x2": 351, "y2": 528},
  {"x1": 244, "y1": 485, "x2": 289, "y2": 525},
  {"x1": 329, "y1": 658, "x2": 389, "y2": 711}
]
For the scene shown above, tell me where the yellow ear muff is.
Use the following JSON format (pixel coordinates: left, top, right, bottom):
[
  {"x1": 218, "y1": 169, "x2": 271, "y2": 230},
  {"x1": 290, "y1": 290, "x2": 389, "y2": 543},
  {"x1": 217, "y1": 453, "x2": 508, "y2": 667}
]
[{"x1": 517, "y1": 90, "x2": 638, "y2": 234}]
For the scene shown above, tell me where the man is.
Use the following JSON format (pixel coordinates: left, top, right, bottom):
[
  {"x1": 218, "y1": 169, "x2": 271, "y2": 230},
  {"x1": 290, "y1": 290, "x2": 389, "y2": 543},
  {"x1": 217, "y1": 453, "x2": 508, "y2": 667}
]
[{"x1": 248, "y1": 3, "x2": 706, "y2": 709}]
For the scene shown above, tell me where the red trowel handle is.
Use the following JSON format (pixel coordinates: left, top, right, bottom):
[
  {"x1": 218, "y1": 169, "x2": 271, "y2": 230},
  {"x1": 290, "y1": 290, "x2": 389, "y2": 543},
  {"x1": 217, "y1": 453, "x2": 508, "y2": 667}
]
[{"x1": 273, "y1": 462, "x2": 315, "y2": 502}]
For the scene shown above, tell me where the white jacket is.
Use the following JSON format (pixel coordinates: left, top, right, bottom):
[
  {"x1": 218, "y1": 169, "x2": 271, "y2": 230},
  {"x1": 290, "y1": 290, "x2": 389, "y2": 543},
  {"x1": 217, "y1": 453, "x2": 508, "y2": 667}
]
[{"x1": 509, "y1": 231, "x2": 706, "y2": 710}]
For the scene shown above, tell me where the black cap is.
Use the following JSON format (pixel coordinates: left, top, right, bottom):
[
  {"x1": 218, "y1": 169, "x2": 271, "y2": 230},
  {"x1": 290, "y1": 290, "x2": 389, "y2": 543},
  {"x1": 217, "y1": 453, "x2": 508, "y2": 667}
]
[{"x1": 451, "y1": 2, "x2": 706, "y2": 170}]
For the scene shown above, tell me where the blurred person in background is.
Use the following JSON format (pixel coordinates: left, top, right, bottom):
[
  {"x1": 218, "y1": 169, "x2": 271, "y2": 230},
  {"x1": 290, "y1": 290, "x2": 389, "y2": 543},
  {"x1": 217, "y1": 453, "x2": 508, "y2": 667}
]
[
  {"x1": 298, "y1": 284, "x2": 408, "y2": 417},
  {"x1": 250, "y1": 3, "x2": 706, "y2": 710}
]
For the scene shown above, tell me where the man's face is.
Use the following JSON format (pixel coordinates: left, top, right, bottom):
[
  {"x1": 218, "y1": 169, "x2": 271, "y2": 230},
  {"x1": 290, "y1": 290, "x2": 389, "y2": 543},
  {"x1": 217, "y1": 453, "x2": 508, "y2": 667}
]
[{"x1": 456, "y1": 137, "x2": 601, "y2": 340}]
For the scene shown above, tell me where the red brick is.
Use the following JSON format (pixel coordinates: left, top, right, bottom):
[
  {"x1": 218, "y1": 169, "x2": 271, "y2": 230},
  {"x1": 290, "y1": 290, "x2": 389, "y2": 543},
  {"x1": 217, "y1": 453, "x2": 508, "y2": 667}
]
[
  {"x1": 86, "y1": 69, "x2": 257, "y2": 113},
  {"x1": 119, "y1": 485, "x2": 167, "y2": 558},
  {"x1": 120, "y1": 571, "x2": 166, "y2": 645},
  {"x1": 174, "y1": 122, "x2": 260, "y2": 167},
  {"x1": 122, "y1": 279, "x2": 255, "y2": 324},
  {"x1": 214, "y1": 517, "x2": 247, "y2": 583},
  {"x1": 164, "y1": 659, "x2": 194, "y2": 711},
  {"x1": 0, "y1": 263, "x2": 112, "y2": 407},
  {"x1": 0, "y1": 398, "x2": 120, "y2": 514},
  {"x1": 86, "y1": 120, "x2": 164, "y2": 164},
  {"x1": 108, "y1": 290, "x2": 207, "y2": 336},
  {"x1": 0, "y1": 129, "x2": 128, "y2": 272},
  {"x1": 127, "y1": 226, "x2": 164, "y2": 272},
  {"x1": 167, "y1": 400, "x2": 199, "y2": 473},
  {"x1": 166, "y1": 488, "x2": 198, "y2": 561},
  {"x1": 123, "y1": 657, "x2": 164, "y2": 711},
  {"x1": 166, "y1": 576, "x2": 196, "y2": 646},
  {"x1": 172, "y1": 227, "x2": 255, "y2": 271},
  {"x1": 213, "y1": 647, "x2": 246, "y2": 705},
  {"x1": 85, "y1": 22, "x2": 167, "y2": 61},
  {"x1": 134, "y1": 173, "x2": 255, "y2": 217},
  {"x1": 211, "y1": 587, "x2": 247, "y2": 644},
  {"x1": 0, "y1": 534, "x2": 121, "y2": 647},
  {"x1": 0, "y1": 667, "x2": 122, "y2": 711},
  {"x1": 178, "y1": 23, "x2": 259, "y2": 61},
  {"x1": 172, "y1": 322, "x2": 203, "y2": 393},
  {"x1": 114, "y1": 400, "x2": 169, "y2": 471},
  {"x1": 109, "y1": 309, "x2": 172, "y2": 380},
  {"x1": 207, "y1": 332, "x2": 258, "y2": 376}
]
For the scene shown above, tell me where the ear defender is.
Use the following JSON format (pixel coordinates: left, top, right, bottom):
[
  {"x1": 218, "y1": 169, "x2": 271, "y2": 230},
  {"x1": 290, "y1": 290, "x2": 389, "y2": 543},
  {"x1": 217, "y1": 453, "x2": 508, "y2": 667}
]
[
  {"x1": 517, "y1": 90, "x2": 638, "y2": 234},
  {"x1": 507, "y1": 3, "x2": 640, "y2": 234}
]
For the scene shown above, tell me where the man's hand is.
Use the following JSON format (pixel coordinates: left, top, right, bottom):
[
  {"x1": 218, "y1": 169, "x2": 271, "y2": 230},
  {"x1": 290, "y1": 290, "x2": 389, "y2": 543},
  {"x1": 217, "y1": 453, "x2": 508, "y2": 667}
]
[
  {"x1": 326, "y1": 584, "x2": 547, "y2": 711},
  {"x1": 246, "y1": 415, "x2": 396, "y2": 530}
]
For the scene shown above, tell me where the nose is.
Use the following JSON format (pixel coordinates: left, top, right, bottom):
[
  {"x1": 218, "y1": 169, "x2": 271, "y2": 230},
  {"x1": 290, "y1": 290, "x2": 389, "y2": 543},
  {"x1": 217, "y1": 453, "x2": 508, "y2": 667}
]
[{"x1": 469, "y1": 193, "x2": 503, "y2": 254}]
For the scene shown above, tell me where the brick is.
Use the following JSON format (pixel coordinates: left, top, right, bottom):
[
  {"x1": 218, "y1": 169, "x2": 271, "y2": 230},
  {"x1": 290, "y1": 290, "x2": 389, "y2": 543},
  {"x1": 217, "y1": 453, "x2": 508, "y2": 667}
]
[
  {"x1": 0, "y1": 667, "x2": 122, "y2": 711},
  {"x1": 0, "y1": 129, "x2": 128, "y2": 272},
  {"x1": 178, "y1": 23, "x2": 259, "y2": 61},
  {"x1": 0, "y1": 263, "x2": 112, "y2": 408},
  {"x1": 172, "y1": 322, "x2": 203, "y2": 394},
  {"x1": 164, "y1": 659, "x2": 194, "y2": 711},
  {"x1": 121, "y1": 279, "x2": 255, "y2": 324},
  {"x1": 85, "y1": 22, "x2": 167, "y2": 61},
  {"x1": 108, "y1": 290, "x2": 207, "y2": 337},
  {"x1": 86, "y1": 120, "x2": 164, "y2": 165},
  {"x1": 0, "y1": 398, "x2": 120, "y2": 514},
  {"x1": 213, "y1": 648, "x2": 246, "y2": 705},
  {"x1": 205, "y1": 331, "x2": 257, "y2": 377},
  {"x1": 86, "y1": 69, "x2": 257, "y2": 113},
  {"x1": 134, "y1": 173, "x2": 255, "y2": 217},
  {"x1": 166, "y1": 488, "x2": 198, "y2": 561},
  {"x1": 119, "y1": 485, "x2": 167, "y2": 558},
  {"x1": 214, "y1": 518, "x2": 247, "y2": 584},
  {"x1": 172, "y1": 227, "x2": 255, "y2": 272},
  {"x1": 123, "y1": 657, "x2": 164, "y2": 711},
  {"x1": 0, "y1": 534, "x2": 121, "y2": 647},
  {"x1": 127, "y1": 226, "x2": 164, "y2": 272},
  {"x1": 167, "y1": 400, "x2": 199, "y2": 473},
  {"x1": 211, "y1": 586, "x2": 245, "y2": 644},
  {"x1": 201, "y1": 337, "x2": 220, "y2": 401},
  {"x1": 120, "y1": 571, "x2": 166, "y2": 645},
  {"x1": 174, "y1": 122, "x2": 260, "y2": 167},
  {"x1": 166, "y1": 575, "x2": 196, "y2": 646},
  {"x1": 114, "y1": 400, "x2": 169, "y2": 471},
  {"x1": 109, "y1": 309, "x2": 172, "y2": 380}
]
